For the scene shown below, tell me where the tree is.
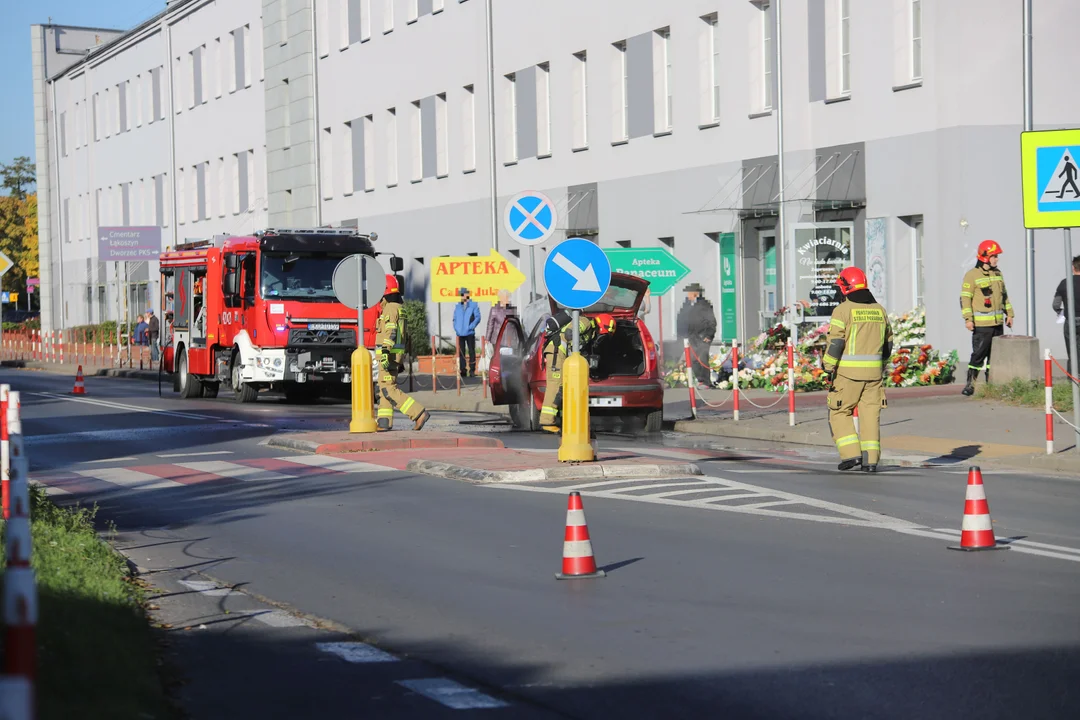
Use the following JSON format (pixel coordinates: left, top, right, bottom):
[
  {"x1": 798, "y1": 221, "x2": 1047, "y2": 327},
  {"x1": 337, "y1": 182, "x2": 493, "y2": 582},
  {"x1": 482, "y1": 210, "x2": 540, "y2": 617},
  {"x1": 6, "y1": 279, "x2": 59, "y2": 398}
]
[
  {"x1": 0, "y1": 192, "x2": 39, "y2": 295},
  {"x1": 0, "y1": 157, "x2": 36, "y2": 200}
]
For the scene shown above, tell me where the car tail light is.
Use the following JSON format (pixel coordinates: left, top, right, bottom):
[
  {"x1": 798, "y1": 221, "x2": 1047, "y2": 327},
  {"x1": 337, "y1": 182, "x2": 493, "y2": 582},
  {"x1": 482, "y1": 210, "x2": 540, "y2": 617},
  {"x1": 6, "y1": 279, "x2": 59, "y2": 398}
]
[{"x1": 642, "y1": 329, "x2": 656, "y2": 376}]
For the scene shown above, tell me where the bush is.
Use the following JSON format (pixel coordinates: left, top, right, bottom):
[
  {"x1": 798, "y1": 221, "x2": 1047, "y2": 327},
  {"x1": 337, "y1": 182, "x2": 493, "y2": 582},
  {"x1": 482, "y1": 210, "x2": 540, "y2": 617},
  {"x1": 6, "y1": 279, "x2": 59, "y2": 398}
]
[{"x1": 399, "y1": 299, "x2": 430, "y2": 357}]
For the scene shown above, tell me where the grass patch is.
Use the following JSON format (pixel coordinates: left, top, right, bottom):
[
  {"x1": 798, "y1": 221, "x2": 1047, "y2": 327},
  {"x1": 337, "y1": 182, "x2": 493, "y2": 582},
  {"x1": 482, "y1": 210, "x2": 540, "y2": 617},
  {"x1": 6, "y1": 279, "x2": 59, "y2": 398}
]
[
  {"x1": 1, "y1": 485, "x2": 177, "y2": 720},
  {"x1": 976, "y1": 378, "x2": 1075, "y2": 413}
]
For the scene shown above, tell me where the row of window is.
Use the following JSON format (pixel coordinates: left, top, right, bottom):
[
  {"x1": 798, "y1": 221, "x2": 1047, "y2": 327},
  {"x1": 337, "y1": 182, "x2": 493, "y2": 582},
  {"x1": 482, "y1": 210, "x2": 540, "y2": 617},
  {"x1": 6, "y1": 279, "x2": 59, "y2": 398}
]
[
  {"x1": 64, "y1": 176, "x2": 168, "y2": 245},
  {"x1": 315, "y1": 0, "x2": 465, "y2": 56},
  {"x1": 176, "y1": 149, "x2": 259, "y2": 225},
  {"x1": 321, "y1": 87, "x2": 475, "y2": 198},
  {"x1": 62, "y1": 67, "x2": 166, "y2": 156},
  {"x1": 174, "y1": 24, "x2": 258, "y2": 114}
]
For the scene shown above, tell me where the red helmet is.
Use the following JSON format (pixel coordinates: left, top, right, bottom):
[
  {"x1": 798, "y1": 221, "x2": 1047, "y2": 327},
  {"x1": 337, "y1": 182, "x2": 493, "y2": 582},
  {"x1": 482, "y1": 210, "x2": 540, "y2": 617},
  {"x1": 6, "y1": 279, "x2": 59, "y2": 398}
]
[
  {"x1": 977, "y1": 240, "x2": 1002, "y2": 262},
  {"x1": 594, "y1": 313, "x2": 616, "y2": 335},
  {"x1": 835, "y1": 267, "x2": 868, "y2": 296},
  {"x1": 384, "y1": 274, "x2": 400, "y2": 294}
]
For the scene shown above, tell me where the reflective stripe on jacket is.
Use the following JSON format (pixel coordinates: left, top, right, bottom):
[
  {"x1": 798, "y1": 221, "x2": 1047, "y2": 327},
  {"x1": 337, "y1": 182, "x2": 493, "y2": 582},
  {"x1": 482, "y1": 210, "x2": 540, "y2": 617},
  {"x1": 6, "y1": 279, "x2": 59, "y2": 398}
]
[
  {"x1": 823, "y1": 300, "x2": 893, "y2": 381},
  {"x1": 376, "y1": 300, "x2": 405, "y2": 359},
  {"x1": 960, "y1": 266, "x2": 1013, "y2": 326}
]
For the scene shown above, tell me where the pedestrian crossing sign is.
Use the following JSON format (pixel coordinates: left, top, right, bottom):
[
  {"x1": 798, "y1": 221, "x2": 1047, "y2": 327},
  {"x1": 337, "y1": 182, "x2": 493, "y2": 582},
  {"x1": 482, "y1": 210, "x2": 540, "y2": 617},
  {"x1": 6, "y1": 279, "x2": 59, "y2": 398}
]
[{"x1": 1021, "y1": 128, "x2": 1080, "y2": 228}]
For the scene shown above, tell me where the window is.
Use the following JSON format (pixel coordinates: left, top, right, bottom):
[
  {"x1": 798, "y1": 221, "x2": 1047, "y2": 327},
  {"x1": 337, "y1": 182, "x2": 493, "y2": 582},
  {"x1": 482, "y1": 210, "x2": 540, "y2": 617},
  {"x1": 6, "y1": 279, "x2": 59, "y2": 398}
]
[
  {"x1": 191, "y1": 47, "x2": 203, "y2": 106},
  {"x1": 703, "y1": 14, "x2": 721, "y2": 122},
  {"x1": 613, "y1": 41, "x2": 628, "y2": 141},
  {"x1": 839, "y1": 0, "x2": 851, "y2": 95},
  {"x1": 322, "y1": 127, "x2": 334, "y2": 199},
  {"x1": 363, "y1": 115, "x2": 375, "y2": 190},
  {"x1": 119, "y1": 81, "x2": 130, "y2": 132},
  {"x1": 154, "y1": 175, "x2": 165, "y2": 226},
  {"x1": 231, "y1": 26, "x2": 247, "y2": 92},
  {"x1": 462, "y1": 85, "x2": 476, "y2": 172},
  {"x1": 152, "y1": 67, "x2": 163, "y2": 121},
  {"x1": 246, "y1": 148, "x2": 256, "y2": 210},
  {"x1": 652, "y1": 28, "x2": 672, "y2": 132},
  {"x1": 196, "y1": 164, "x2": 207, "y2": 221},
  {"x1": 230, "y1": 154, "x2": 240, "y2": 213},
  {"x1": 282, "y1": 78, "x2": 291, "y2": 148},
  {"x1": 435, "y1": 93, "x2": 449, "y2": 176},
  {"x1": 386, "y1": 107, "x2": 398, "y2": 187},
  {"x1": 384, "y1": 0, "x2": 394, "y2": 33},
  {"x1": 762, "y1": 4, "x2": 773, "y2": 110},
  {"x1": 910, "y1": 216, "x2": 925, "y2": 307},
  {"x1": 60, "y1": 112, "x2": 68, "y2": 157},
  {"x1": 234, "y1": 150, "x2": 252, "y2": 213},
  {"x1": 213, "y1": 39, "x2": 223, "y2": 98},
  {"x1": 177, "y1": 168, "x2": 186, "y2": 224},
  {"x1": 911, "y1": 0, "x2": 922, "y2": 80},
  {"x1": 419, "y1": 96, "x2": 436, "y2": 179},
  {"x1": 505, "y1": 73, "x2": 518, "y2": 161},
  {"x1": 173, "y1": 56, "x2": 183, "y2": 112},
  {"x1": 348, "y1": 0, "x2": 371, "y2": 44},
  {"x1": 572, "y1": 51, "x2": 588, "y2": 149},
  {"x1": 537, "y1": 63, "x2": 551, "y2": 156},
  {"x1": 134, "y1": 76, "x2": 142, "y2": 127},
  {"x1": 408, "y1": 0, "x2": 419, "y2": 23},
  {"x1": 93, "y1": 94, "x2": 100, "y2": 140},
  {"x1": 243, "y1": 26, "x2": 253, "y2": 87}
]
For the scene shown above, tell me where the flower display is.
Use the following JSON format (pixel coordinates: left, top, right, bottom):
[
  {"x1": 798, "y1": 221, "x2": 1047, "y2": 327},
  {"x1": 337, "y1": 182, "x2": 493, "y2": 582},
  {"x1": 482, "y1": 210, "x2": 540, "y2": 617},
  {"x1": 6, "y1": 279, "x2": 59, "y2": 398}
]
[{"x1": 661, "y1": 307, "x2": 955, "y2": 392}]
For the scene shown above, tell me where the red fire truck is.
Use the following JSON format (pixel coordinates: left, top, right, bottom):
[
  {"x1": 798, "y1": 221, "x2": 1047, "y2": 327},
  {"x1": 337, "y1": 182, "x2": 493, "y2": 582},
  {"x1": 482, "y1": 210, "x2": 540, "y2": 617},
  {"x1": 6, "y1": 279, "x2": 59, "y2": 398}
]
[{"x1": 159, "y1": 228, "x2": 401, "y2": 403}]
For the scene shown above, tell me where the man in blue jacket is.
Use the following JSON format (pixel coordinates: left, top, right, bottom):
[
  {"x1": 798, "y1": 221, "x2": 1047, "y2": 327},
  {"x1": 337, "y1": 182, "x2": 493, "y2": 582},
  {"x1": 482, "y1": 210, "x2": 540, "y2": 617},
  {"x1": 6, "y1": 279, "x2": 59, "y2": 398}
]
[{"x1": 454, "y1": 287, "x2": 481, "y2": 377}]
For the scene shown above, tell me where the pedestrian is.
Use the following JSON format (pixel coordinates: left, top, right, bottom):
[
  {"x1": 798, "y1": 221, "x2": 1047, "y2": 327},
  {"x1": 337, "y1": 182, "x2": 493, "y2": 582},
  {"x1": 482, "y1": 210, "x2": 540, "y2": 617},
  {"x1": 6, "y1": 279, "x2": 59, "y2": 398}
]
[
  {"x1": 822, "y1": 267, "x2": 893, "y2": 473},
  {"x1": 146, "y1": 308, "x2": 160, "y2": 361},
  {"x1": 453, "y1": 287, "x2": 481, "y2": 377},
  {"x1": 537, "y1": 311, "x2": 616, "y2": 432},
  {"x1": 959, "y1": 240, "x2": 1014, "y2": 396},
  {"x1": 1052, "y1": 255, "x2": 1080, "y2": 367},
  {"x1": 485, "y1": 289, "x2": 517, "y2": 350},
  {"x1": 375, "y1": 275, "x2": 430, "y2": 431},
  {"x1": 133, "y1": 314, "x2": 149, "y2": 346},
  {"x1": 680, "y1": 283, "x2": 717, "y2": 387}
]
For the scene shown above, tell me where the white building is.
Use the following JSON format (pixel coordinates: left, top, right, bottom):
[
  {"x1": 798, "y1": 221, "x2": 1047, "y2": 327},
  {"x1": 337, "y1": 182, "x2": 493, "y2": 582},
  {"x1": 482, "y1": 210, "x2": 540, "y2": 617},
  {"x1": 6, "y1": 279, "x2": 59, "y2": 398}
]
[{"x1": 33, "y1": 0, "x2": 1080, "y2": 359}]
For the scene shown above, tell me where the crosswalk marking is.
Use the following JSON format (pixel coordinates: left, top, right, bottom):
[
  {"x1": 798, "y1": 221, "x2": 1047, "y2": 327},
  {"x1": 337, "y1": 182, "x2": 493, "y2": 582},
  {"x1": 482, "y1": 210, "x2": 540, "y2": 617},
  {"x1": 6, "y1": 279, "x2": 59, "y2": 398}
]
[
  {"x1": 175, "y1": 460, "x2": 292, "y2": 482},
  {"x1": 75, "y1": 467, "x2": 185, "y2": 491},
  {"x1": 283, "y1": 454, "x2": 390, "y2": 473}
]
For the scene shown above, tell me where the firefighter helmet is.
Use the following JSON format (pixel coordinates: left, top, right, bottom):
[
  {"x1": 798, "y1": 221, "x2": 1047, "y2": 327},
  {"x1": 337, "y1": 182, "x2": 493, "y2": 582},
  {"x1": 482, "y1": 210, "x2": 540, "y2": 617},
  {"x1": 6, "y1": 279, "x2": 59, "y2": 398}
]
[
  {"x1": 384, "y1": 274, "x2": 400, "y2": 295},
  {"x1": 835, "y1": 267, "x2": 868, "y2": 296},
  {"x1": 594, "y1": 313, "x2": 616, "y2": 335},
  {"x1": 977, "y1": 240, "x2": 1002, "y2": 262}
]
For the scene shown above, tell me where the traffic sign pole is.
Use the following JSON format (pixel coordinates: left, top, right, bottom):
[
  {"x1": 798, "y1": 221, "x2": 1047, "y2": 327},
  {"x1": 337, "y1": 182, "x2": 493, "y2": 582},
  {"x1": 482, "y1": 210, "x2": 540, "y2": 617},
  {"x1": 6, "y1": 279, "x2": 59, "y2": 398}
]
[{"x1": 1065, "y1": 228, "x2": 1080, "y2": 453}]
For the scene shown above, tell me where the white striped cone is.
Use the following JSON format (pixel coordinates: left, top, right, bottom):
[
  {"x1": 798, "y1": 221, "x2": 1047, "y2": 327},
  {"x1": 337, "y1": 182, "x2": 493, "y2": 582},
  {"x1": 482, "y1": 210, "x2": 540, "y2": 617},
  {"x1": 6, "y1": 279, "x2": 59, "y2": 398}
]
[
  {"x1": 0, "y1": 676, "x2": 32, "y2": 720},
  {"x1": 556, "y1": 492, "x2": 605, "y2": 580},
  {"x1": 949, "y1": 467, "x2": 1007, "y2": 552}
]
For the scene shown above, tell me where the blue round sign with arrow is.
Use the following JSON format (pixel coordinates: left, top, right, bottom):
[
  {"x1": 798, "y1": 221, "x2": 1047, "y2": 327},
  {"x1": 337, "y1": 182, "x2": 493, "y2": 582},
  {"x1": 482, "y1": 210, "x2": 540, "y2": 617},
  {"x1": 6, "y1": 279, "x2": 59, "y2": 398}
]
[{"x1": 543, "y1": 238, "x2": 612, "y2": 310}]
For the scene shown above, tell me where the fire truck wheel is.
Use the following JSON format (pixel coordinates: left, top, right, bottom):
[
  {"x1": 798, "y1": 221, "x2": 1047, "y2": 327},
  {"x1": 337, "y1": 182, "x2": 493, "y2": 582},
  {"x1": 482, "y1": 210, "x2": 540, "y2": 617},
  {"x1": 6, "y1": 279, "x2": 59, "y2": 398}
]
[
  {"x1": 201, "y1": 382, "x2": 220, "y2": 399},
  {"x1": 178, "y1": 350, "x2": 203, "y2": 399},
  {"x1": 230, "y1": 354, "x2": 260, "y2": 403}
]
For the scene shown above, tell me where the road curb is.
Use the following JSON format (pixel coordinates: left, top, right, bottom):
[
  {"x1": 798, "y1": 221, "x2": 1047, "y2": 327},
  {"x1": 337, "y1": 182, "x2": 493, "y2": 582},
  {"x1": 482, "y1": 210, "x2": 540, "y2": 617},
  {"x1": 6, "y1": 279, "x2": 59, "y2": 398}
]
[
  {"x1": 672, "y1": 419, "x2": 831, "y2": 447},
  {"x1": 406, "y1": 458, "x2": 702, "y2": 484},
  {"x1": 267, "y1": 433, "x2": 503, "y2": 454}
]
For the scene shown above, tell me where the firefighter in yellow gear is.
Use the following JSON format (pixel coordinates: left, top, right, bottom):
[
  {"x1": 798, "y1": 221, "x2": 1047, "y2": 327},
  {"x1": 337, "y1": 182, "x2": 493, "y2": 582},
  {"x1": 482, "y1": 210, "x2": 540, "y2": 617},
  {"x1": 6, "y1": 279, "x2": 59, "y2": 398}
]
[
  {"x1": 375, "y1": 275, "x2": 430, "y2": 432},
  {"x1": 537, "y1": 311, "x2": 616, "y2": 431},
  {"x1": 822, "y1": 266, "x2": 893, "y2": 473},
  {"x1": 959, "y1": 240, "x2": 1014, "y2": 396}
]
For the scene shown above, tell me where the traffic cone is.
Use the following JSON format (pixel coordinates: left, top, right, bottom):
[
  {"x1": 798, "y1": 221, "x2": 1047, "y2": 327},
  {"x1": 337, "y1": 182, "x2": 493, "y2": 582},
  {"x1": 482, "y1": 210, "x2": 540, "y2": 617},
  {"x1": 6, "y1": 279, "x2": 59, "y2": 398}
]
[
  {"x1": 72, "y1": 366, "x2": 86, "y2": 395},
  {"x1": 555, "y1": 492, "x2": 606, "y2": 580},
  {"x1": 949, "y1": 466, "x2": 1008, "y2": 552}
]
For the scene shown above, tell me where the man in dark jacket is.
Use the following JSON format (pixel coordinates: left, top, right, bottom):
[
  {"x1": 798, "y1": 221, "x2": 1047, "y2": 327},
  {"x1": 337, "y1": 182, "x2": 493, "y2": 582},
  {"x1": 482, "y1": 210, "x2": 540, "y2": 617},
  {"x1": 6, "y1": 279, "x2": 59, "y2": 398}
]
[
  {"x1": 1053, "y1": 255, "x2": 1080, "y2": 367},
  {"x1": 681, "y1": 283, "x2": 717, "y2": 386},
  {"x1": 147, "y1": 308, "x2": 161, "y2": 361}
]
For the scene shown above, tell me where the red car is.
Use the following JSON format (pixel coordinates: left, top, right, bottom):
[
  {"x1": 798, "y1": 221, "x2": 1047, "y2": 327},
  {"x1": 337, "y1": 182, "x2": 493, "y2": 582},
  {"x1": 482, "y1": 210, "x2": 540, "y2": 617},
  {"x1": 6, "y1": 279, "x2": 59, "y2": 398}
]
[{"x1": 489, "y1": 273, "x2": 664, "y2": 432}]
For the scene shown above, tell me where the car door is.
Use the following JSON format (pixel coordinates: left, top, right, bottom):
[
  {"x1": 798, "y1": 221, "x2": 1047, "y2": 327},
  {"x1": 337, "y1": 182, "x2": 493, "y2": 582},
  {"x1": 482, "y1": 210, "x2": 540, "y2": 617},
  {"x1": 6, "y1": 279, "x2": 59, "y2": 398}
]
[{"x1": 488, "y1": 316, "x2": 527, "y2": 406}]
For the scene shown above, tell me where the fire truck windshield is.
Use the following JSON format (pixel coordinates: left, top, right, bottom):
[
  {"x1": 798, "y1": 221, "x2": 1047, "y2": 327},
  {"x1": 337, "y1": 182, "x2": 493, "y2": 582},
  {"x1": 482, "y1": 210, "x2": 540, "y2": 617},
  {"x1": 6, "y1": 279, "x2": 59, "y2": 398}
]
[{"x1": 260, "y1": 252, "x2": 345, "y2": 301}]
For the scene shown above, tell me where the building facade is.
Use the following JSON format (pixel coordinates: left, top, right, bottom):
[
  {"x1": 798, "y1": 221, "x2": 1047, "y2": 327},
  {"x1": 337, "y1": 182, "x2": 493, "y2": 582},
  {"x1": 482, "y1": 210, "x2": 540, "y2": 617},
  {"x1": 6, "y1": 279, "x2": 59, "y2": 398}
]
[{"x1": 33, "y1": 0, "x2": 1080, "y2": 359}]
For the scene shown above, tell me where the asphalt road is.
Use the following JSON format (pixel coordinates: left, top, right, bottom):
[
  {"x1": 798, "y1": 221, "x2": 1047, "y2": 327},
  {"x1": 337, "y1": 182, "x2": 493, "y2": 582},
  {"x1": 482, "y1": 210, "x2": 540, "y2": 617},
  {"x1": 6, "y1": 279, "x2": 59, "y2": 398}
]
[{"x1": 9, "y1": 368, "x2": 1080, "y2": 720}]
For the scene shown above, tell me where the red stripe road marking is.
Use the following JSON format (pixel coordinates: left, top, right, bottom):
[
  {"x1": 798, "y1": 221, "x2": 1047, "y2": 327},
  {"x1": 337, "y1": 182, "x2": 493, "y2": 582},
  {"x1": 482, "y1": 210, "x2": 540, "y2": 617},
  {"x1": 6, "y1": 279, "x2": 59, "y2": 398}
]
[
  {"x1": 29, "y1": 473, "x2": 114, "y2": 495},
  {"x1": 131, "y1": 464, "x2": 236, "y2": 485}
]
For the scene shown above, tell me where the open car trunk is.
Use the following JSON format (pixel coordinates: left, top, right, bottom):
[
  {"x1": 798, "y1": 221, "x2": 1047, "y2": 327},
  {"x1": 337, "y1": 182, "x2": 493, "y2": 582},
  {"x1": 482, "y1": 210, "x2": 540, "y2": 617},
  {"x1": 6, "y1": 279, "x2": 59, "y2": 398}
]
[{"x1": 588, "y1": 318, "x2": 645, "y2": 380}]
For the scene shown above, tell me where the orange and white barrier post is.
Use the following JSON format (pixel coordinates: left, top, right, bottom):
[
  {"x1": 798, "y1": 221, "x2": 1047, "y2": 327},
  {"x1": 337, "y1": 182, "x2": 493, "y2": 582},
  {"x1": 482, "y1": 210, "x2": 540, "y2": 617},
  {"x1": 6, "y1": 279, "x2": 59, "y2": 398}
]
[
  {"x1": 732, "y1": 340, "x2": 741, "y2": 422},
  {"x1": 430, "y1": 335, "x2": 438, "y2": 395},
  {"x1": 1045, "y1": 349, "x2": 1054, "y2": 455},
  {"x1": 1, "y1": 384, "x2": 8, "y2": 520},
  {"x1": 786, "y1": 339, "x2": 796, "y2": 427},
  {"x1": 683, "y1": 339, "x2": 696, "y2": 420},
  {"x1": 853, "y1": 405, "x2": 860, "y2": 435},
  {"x1": 4, "y1": 390, "x2": 38, "y2": 708}
]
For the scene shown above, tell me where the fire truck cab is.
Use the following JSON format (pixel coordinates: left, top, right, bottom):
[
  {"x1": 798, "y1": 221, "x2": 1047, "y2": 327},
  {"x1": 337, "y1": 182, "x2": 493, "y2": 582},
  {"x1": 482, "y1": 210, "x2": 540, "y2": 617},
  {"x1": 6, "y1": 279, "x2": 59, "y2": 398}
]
[{"x1": 159, "y1": 227, "x2": 394, "y2": 403}]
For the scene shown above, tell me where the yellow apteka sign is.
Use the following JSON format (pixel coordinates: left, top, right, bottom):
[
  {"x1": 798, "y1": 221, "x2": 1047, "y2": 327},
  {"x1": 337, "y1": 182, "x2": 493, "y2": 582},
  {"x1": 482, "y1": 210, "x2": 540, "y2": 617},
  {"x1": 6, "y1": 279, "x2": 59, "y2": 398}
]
[{"x1": 429, "y1": 249, "x2": 526, "y2": 303}]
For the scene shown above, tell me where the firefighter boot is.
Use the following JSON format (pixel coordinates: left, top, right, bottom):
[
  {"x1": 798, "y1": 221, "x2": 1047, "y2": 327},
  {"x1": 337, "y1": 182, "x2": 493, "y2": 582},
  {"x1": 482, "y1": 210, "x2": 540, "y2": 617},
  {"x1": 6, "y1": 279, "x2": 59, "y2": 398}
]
[
  {"x1": 413, "y1": 410, "x2": 431, "y2": 431},
  {"x1": 961, "y1": 368, "x2": 978, "y2": 397},
  {"x1": 838, "y1": 458, "x2": 862, "y2": 471}
]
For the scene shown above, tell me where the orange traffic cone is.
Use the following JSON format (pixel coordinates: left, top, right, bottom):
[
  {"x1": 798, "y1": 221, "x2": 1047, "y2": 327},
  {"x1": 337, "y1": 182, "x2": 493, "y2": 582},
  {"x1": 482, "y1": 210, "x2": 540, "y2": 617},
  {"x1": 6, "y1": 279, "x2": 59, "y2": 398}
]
[
  {"x1": 949, "y1": 467, "x2": 1007, "y2": 552},
  {"x1": 72, "y1": 366, "x2": 86, "y2": 395},
  {"x1": 555, "y1": 492, "x2": 606, "y2": 580}
]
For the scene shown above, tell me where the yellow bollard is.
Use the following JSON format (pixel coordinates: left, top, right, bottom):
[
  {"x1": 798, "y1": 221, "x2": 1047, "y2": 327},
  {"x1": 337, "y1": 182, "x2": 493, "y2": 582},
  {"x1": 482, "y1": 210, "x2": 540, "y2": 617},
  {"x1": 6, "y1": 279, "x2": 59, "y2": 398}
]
[
  {"x1": 558, "y1": 352, "x2": 595, "y2": 462},
  {"x1": 349, "y1": 347, "x2": 378, "y2": 433}
]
